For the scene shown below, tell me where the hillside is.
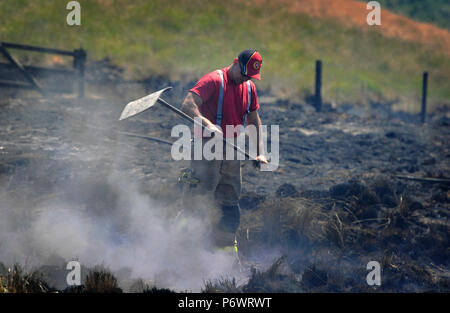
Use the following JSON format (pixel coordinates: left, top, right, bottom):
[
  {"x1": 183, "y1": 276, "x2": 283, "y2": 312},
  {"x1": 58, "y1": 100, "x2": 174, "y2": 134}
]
[
  {"x1": 370, "y1": 0, "x2": 450, "y2": 30},
  {"x1": 288, "y1": 0, "x2": 450, "y2": 53},
  {"x1": 0, "y1": 0, "x2": 449, "y2": 110}
]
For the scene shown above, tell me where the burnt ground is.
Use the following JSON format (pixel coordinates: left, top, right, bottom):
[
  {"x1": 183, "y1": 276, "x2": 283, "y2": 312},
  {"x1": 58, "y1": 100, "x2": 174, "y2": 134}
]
[{"x1": 0, "y1": 76, "x2": 449, "y2": 292}]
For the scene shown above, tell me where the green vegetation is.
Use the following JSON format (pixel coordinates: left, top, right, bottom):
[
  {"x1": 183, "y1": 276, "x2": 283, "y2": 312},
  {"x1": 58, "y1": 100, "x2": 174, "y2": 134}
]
[
  {"x1": 0, "y1": 0, "x2": 448, "y2": 110},
  {"x1": 371, "y1": 0, "x2": 450, "y2": 30}
]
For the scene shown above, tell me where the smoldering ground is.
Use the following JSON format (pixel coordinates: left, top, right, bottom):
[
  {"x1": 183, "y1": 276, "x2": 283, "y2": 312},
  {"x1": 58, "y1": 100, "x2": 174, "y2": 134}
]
[
  {"x1": 0, "y1": 94, "x2": 247, "y2": 292},
  {"x1": 0, "y1": 175, "x2": 243, "y2": 291},
  {"x1": 1, "y1": 80, "x2": 449, "y2": 292}
]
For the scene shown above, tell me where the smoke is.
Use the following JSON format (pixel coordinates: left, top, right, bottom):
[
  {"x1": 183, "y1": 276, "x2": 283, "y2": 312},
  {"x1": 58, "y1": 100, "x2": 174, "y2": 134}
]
[
  {"x1": 0, "y1": 166, "x2": 241, "y2": 292},
  {"x1": 0, "y1": 95, "x2": 244, "y2": 292}
]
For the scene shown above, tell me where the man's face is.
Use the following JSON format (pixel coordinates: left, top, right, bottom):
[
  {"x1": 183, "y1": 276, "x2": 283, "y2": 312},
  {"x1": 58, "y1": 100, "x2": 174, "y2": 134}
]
[{"x1": 235, "y1": 62, "x2": 252, "y2": 84}]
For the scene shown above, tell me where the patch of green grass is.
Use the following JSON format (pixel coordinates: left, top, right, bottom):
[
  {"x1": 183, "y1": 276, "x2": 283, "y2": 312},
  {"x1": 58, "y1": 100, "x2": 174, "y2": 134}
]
[{"x1": 0, "y1": 0, "x2": 448, "y2": 110}]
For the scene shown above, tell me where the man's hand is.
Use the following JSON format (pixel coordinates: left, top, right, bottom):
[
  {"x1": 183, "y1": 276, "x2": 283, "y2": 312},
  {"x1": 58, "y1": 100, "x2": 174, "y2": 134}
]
[
  {"x1": 204, "y1": 121, "x2": 222, "y2": 137},
  {"x1": 253, "y1": 154, "x2": 269, "y2": 169},
  {"x1": 256, "y1": 155, "x2": 268, "y2": 164}
]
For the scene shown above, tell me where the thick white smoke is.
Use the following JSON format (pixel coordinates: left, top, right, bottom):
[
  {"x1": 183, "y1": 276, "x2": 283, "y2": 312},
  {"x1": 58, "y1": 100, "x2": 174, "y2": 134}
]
[
  {"x1": 0, "y1": 170, "x2": 243, "y2": 291},
  {"x1": 0, "y1": 96, "x2": 244, "y2": 292}
]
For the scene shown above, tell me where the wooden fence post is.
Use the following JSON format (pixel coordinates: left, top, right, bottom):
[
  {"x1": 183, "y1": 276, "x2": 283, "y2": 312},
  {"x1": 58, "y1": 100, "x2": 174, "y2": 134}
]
[
  {"x1": 315, "y1": 60, "x2": 322, "y2": 112},
  {"x1": 421, "y1": 72, "x2": 428, "y2": 124},
  {"x1": 73, "y1": 48, "x2": 86, "y2": 98}
]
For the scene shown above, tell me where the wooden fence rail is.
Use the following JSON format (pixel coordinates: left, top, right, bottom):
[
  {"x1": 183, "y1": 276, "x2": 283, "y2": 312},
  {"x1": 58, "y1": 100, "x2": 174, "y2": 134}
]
[{"x1": 0, "y1": 41, "x2": 86, "y2": 98}]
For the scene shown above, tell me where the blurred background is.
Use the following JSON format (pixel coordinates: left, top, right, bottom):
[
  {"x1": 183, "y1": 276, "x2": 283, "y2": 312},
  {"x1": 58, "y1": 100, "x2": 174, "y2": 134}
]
[{"x1": 0, "y1": 0, "x2": 448, "y2": 112}]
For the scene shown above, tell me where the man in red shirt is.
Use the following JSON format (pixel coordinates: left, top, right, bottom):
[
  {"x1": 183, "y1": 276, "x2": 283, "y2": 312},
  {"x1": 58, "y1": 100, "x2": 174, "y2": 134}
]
[{"x1": 181, "y1": 49, "x2": 268, "y2": 250}]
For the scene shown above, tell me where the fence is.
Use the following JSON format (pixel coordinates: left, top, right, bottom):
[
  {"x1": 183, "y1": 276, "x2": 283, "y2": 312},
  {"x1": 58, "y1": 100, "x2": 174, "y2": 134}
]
[
  {"x1": 0, "y1": 43, "x2": 431, "y2": 121},
  {"x1": 313, "y1": 59, "x2": 429, "y2": 122},
  {"x1": 0, "y1": 42, "x2": 86, "y2": 98}
]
